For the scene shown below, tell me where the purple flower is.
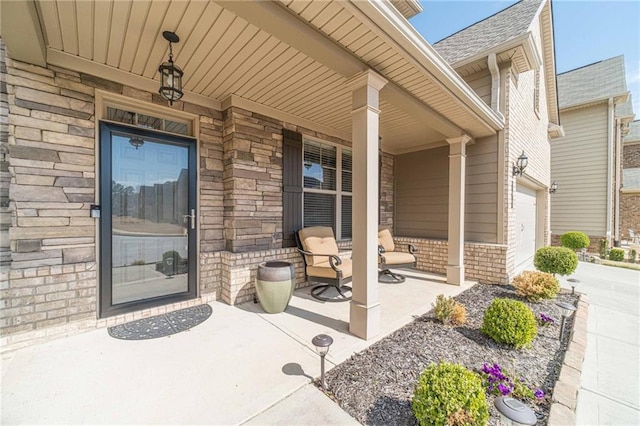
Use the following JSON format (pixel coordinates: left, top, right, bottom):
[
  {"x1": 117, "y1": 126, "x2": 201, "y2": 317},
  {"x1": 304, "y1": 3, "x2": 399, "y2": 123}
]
[
  {"x1": 498, "y1": 384, "x2": 512, "y2": 395},
  {"x1": 534, "y1": 389, "x2": 544, "y2": 399}
]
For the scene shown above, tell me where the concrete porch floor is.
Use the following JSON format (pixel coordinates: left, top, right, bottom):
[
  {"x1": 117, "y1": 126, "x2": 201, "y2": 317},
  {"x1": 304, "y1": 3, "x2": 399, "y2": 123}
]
[{"x1": 1, "y1": 269, "x2": 472, "y2": 425}]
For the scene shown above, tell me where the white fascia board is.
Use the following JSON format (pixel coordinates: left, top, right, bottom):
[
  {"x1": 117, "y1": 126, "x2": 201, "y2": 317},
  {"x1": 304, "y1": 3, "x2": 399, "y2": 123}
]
[
  {"x1": 347, "y1": 0, "x2": 504, "y2": 132},
  {"x1": 560, "y1": 92, "x2": 631, "y2": 112}
]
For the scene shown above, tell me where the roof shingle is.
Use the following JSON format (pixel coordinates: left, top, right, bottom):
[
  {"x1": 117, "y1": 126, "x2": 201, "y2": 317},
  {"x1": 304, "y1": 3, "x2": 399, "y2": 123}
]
[
  {"x1": 432, "y1": 0, "x2": 542, "y2": 65},
  {"x1": 557, "y1": 55, "x2": 628, "y2": 109}
]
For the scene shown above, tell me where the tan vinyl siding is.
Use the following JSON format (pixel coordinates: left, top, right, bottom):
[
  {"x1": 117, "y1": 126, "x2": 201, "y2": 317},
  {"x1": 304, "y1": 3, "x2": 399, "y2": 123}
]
[
  {"x1": 466, "y1": 136, "x2": 498, "y2": 242},
  {"x1": 395, "y1": 146, "x2": 449, "y2": 239},
  {"x1": 463, "y1": 69, "x2": 492, "y2": 107},
  {"x1": 395, "y1": 138, "x2": 498, "y2": 243},
  {"x1": 551, "y1": 103, "x2": 609, "y2": 236}
]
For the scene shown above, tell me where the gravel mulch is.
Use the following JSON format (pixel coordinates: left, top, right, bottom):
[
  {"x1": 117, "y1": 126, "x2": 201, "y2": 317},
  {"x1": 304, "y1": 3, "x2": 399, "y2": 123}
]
[{"x1": 324, "y1": 284, "x2": 578, "y2": 425}]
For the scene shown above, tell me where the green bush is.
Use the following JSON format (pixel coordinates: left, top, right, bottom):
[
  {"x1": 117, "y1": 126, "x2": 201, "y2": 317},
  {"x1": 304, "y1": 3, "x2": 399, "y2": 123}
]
[
  {"x1": 412, "y1": 362, "x2": 489, "y2": 426},
  {"x1": 629, "y1": 249, "x2": 637, "y2": 263},
  {"x1": 481, "y1": 298, "x2": 537, "y2": 348},
  {"x1": 609, "y1": 248, "x2": 625, "y2": 262},
  {"x1": 560, "y1": 232, "x2": 590, "y2": 250},
  {"x1": 534, "y1": 246, "x2": 578, "y2": 276},
  {"x1": 512, "y1": 271, "x2": 560, "y2": 302}
]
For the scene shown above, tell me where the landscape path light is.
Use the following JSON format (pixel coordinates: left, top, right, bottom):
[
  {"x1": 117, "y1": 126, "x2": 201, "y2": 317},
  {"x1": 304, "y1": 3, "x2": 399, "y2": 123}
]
[
  {"x1": 494, "y1": 396, "x2": 537, "y2": 426},
  {"x1": 555, "y1": 301, "x2": 577, "y2": 341},
  {"x1": 312, "y1": 334, "x2": 333, "y2": 391}
]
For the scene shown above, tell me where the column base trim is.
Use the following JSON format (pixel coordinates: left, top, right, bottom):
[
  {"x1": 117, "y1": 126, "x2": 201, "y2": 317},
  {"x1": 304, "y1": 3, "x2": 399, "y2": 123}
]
[
  {"x1": 349, "y1": 300, "x2": 381, "y2": 340},
  {"x1": 446, "y1": 265, "x2": 464, "y2": 286}
]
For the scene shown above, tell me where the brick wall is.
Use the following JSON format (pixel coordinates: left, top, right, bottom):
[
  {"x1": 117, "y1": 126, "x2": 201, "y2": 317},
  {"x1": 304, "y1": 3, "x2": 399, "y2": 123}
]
[
  {"x1": 623, "y1": 143, "x2": 640, "y2": 168},
  {"x1": 503, "y1": 53, "x2": 552, "y2": 276},
  {"x1": 621, "y1": 143, "x2": 640, "y2": 240},
  {"x1": 394, "y1": 236, "x2": 508, "y2": 284},
  {"x1": 620, "y1": 194, "x2": 640, "y2": 239},
  {"x1": 551, "y1": 233, "x2": 605, "y2": 253}
]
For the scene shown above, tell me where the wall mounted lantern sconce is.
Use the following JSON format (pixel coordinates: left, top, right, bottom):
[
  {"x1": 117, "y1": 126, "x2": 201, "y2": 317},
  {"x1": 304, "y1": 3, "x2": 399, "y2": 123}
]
[
  {"x1": 549, "y1": 181, "x2": 558, "y2": 194},
  {"x1": 512, "y1": 150, "x2": 528, "y2": 176},
  {"x1": 158, "y1": 31, "x2": 184, "y2": 105},
  {"x1": 312, "y1": 334, "x2": 333, "y2": 391}
]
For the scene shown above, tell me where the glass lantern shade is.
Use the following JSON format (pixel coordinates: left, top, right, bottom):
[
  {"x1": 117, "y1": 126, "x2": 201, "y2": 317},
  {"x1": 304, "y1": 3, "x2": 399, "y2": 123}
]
[
  {"x1": 516, "y1": 151, "x2": 528, "y2": 171},
  {"x1": 555, "y1": 301, "x2": 577, "y2": 318},
  {"x1": 312, "y1": 334, "x2": 333, "y2": 356},
  {"x1": 159, "y1": 61, "x2": 184, "y2": 103}
]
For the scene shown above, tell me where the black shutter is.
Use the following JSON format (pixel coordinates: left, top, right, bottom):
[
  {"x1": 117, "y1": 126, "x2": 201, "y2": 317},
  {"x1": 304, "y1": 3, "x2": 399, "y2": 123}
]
[{"x1": 282, "y1": 129, "x2": 303, "y2": 247}]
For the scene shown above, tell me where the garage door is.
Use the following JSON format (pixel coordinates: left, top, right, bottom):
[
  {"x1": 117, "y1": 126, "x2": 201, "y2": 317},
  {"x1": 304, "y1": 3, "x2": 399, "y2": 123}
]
[{"x1": 514, "y1": 185, "x2": 537, "y2": 272}]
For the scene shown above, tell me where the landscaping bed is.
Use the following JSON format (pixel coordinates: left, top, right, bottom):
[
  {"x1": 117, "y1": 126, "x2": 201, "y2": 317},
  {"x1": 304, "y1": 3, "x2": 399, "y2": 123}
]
[{"x1": 324, "y1": 283, "x2": 578, "y2": 425}]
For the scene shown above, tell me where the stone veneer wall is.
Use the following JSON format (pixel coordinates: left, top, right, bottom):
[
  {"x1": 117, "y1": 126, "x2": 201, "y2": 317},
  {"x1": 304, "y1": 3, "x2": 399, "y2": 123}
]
[
  {"x1": 1, "y1": 42, "x2": 9, "y2": 266},
  {"x1": 394, "y1": 236, "x2": 508, "y2": 284},
  {"x1": 0, "y1": 48, "x2": 227, "y2": 336},
  {"x1": 0, "y1": 44, "x2": 397, "y2": 340},
  {"x1": 380, "y1": 152, "x2": 394, "y2": 229}
]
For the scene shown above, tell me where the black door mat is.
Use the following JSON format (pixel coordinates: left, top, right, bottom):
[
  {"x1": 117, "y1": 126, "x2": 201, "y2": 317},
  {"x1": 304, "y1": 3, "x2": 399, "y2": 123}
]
[{"x1": 108, "y1": 304, "x2": 213, "y2": 340}]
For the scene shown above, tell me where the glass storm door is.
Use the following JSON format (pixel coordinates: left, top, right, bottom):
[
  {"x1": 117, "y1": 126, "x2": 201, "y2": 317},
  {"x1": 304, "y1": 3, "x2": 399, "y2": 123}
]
[{"x1": 99, "y1": 122, "x2": 197, "y2": 317}]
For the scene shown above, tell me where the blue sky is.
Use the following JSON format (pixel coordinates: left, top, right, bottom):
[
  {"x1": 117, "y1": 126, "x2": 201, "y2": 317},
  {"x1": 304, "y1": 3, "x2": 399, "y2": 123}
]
[{"x1": 410, "y1": 0, "x2": 640, "y2": 116}]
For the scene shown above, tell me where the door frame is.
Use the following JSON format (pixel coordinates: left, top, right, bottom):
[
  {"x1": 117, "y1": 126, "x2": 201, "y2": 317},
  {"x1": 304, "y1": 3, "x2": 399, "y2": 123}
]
[{"x1": 98, "y1": 121, "x2": 198, "y2": 318}]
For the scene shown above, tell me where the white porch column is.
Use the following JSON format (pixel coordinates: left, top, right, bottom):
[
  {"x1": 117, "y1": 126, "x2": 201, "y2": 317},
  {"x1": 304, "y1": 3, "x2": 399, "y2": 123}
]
[
  {"x1": 446, "y1": 135, "x2": 472, "y2": 285},
  {"x1": 346, "y1": 70, "x2": 387, "y2": 340}
]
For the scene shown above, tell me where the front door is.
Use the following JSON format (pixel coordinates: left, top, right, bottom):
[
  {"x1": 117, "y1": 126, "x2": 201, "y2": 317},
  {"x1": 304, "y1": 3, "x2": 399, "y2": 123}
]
[{"x1": 99, "y1": 122, "x2": 197, "y2": 317}]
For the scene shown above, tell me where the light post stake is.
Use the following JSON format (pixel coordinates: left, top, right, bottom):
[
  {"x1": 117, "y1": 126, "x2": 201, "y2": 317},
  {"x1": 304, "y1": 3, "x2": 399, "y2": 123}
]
[
  {"x1": 312, "y1": 334, "x2": 333, "y2": 391},
  {"x1": 555, "y1": 301, "x2": 577, "y2": 341}
]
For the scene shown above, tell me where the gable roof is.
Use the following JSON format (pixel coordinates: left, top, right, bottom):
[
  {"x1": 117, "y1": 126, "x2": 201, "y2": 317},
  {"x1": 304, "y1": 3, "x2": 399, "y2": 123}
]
[
  {"x1": 557, "y1": 55, "x2": 628, "y2": 109},
  {"x1": 433, "y1": 0, "x2": 542, "y2": 65}
]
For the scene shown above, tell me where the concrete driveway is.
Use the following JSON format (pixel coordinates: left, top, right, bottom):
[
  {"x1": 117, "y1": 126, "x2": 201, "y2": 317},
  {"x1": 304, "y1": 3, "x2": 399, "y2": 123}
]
[{"x1": 558, "y1": 262, "x2": 640, "y2": 425}]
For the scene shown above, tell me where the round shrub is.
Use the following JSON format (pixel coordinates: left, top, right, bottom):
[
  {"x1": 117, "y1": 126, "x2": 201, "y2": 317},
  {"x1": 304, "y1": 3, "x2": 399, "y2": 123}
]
[
  {"x1": 512, "y1": 271, "x2": 560, "y2": 302},
  {"x1": 412, "y1": 362, "x2": 489, "y2": 426},
  {"x1": 609, "y1": 248, "x2": 625, "y2": 262},
  {"x1": 534, "y1": 246, "x2": 578, "y2": 276},
  {"x1": 433, "y1": 294, "x2": 467, "y2": 326},
  {"x1": 481, "y1": 298, "x2": 537, "y2": 348},
  {"x1": 560, "y1": 232, "x2": 590, "y2": 250}
]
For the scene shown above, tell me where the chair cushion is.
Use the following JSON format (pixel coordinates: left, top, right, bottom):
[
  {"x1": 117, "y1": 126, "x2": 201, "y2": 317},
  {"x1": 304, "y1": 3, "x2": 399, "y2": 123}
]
[
  {"x1": 380, "y1": 251, "x2": 415, "y2": 266},
  {"x1": 298, "y1": 226, "x2": 339, "y2": 266},
  {"x1": 307, "y1": 259, "x2": 353, "y2": 279},
  {"x1": 378, "y1": 229, "x2": 395, "y2": 252}
]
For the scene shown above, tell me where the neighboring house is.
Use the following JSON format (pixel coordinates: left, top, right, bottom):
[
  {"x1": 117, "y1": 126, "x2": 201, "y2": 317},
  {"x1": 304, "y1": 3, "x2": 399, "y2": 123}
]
[
  {"x1": 551, "y1": 56, "x2": 635, "y2": 250},
  {"x1": 0, "y1": 0, "x2": 557, "y2": 344},
  {"x1": 622, "y1": 120, "x2": 640, "y2": 241}
]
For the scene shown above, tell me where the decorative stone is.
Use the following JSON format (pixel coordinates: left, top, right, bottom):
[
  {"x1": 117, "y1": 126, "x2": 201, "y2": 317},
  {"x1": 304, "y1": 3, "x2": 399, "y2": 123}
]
[
  {"x1": 10, "y1": 145, "x2": 60, "y2": 162},
  {"x1": 15, "y1": 239, "x2": 42, "y2": 253},
  {"x1": 10, "y1": 185, "x2": 67, "y2": 202},
  {"x1": 63, "y1": 247, "x2": 95, "y2": 264}
]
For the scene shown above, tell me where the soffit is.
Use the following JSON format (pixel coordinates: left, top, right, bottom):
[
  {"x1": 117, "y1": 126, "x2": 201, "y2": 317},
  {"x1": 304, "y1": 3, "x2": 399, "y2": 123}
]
[
  {"x1": 32, "y1": 0, "x2": 490, "y2": 153},
  {"x1": 282, "y1": 0, "x2": 498, "y2": 139}
]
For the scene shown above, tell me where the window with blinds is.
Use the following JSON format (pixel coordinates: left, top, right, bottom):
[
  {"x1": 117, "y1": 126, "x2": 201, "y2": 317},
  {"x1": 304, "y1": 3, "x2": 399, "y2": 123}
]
[{"x1": 303, "y1": 139, "x2": 352, "y2": 240}]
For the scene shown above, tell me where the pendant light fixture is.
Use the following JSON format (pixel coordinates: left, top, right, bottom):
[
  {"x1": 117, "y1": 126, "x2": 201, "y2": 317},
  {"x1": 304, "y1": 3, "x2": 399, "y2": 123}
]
[{"x1": 158, "y1": 31, "x2": 184, "y2": 105}]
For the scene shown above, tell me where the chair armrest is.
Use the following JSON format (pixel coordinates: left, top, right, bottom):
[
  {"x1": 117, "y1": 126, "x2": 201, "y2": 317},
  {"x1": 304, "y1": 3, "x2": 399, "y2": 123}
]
[
  {"x1": 378, "y1": 245, "x2": 386, "y2": 255},
  {"x1": 408, "y1": 244, "x2": 417, "y2": 255},
  {"x1": 296, "y1": 248, "x2": 343, "y2": 270}
]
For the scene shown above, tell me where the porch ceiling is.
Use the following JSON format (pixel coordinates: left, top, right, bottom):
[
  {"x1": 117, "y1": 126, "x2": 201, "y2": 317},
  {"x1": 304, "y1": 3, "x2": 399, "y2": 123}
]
[{"x1": 19, "y1": 0, "x2": 500, "y2": 154}]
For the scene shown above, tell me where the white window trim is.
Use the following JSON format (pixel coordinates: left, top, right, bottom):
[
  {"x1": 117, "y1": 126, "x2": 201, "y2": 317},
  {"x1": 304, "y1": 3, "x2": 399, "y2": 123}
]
[{"x1": 302, "y1": 136, "x2": 353, "y2": 240}]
